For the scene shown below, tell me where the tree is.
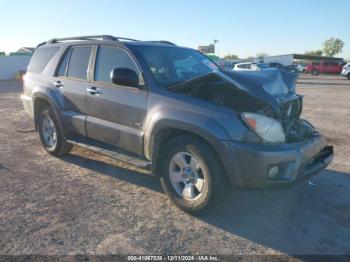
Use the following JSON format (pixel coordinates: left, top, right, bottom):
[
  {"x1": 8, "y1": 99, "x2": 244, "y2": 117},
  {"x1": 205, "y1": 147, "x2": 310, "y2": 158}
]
[
  {"x1": 323, "y1": 38, "x2": 344, "y2": 57},
  {"x1": 304, "y1": 50, "x2": 323, "y2": 56},
  {"x1": 256, "y1": 53, "x2": 268, "y2": 59},
  {"x1": 224, "y1": 54, "x2": 239, "y2": 60}
]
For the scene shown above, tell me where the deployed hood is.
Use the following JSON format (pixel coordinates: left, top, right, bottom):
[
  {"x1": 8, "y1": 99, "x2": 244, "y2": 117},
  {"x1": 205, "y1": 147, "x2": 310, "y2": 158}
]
[{"x1": 168, "y1": 69, "x2": 300, "y2": 113}]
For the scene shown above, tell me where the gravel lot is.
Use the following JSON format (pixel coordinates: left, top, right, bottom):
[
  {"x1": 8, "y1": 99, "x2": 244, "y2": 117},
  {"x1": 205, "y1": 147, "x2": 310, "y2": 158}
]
[{"x1": 0, "y1": 75, "x2": 349, "y2": 256}]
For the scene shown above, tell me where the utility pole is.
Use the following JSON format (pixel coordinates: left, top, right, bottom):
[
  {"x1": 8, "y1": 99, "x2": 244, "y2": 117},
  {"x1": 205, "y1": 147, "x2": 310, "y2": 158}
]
[{"x1": 213, "y1": 39, "x2": 219, "y2": 55}]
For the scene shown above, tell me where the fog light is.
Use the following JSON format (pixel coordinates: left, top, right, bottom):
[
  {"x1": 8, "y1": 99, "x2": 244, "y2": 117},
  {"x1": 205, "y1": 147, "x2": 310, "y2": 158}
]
[{"x1": 268, "y1": 166, "x2": 280, "y2": 179}]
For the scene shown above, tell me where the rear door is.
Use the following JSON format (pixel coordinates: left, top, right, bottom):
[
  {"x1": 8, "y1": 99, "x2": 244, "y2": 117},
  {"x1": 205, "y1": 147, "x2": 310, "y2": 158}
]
[
  {"x1": 55, "y1": 45, "x2": 93, "y2": 135},
  {"x1": 85, "y1": 45, "x2": 147, "y2": 156}
]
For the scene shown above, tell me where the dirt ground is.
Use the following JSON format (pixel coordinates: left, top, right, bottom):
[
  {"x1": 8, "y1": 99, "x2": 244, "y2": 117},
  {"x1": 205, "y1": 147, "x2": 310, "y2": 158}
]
[{"x1": 0, "y1": 75, "x2": 349, "y2": 256}]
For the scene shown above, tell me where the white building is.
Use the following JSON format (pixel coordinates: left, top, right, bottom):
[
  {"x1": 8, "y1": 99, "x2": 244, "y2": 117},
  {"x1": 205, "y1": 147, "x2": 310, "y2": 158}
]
[
  {"x1": 263, "y1": 54, "x2": 344, "y2": 66},
  {"x1": 0, "y1": 56, "x2": 31, "y2": 80}
]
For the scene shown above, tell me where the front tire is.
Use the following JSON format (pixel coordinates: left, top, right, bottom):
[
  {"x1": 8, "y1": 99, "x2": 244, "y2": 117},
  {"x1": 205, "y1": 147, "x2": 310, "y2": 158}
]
[
  {"x1": 160, "y1": 136, "x2": 229, "y2": 214},
  {"x1": 347, "y1": 73, "x2": 350, "y2": 80},
  {"x1": 37, "y1": 107, "x2": 72, "y2": 156}
]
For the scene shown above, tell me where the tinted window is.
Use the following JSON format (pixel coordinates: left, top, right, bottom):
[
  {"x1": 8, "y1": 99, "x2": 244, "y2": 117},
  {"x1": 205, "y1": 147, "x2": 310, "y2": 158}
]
[
  {"x1": 67, "y1": 46, "x2": 92, "y2": 80},
  {"x1": 95, "y1": 46, "x2": 138, "y2": 83},
  {"x1": 57, "y1": 49, "x2": 70, "y2": 76},
  {"x1": 28, "y1": 47, "x2": 59, "y2": 73},
  {"x1": 238, "y1": 64, "x2": 250, "y2": 69}
]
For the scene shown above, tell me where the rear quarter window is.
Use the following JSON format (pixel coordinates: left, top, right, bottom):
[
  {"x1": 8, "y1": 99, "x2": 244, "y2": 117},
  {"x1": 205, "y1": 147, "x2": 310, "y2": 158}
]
[{"x1": 28, "y1": 47, "x2": 59, "y2": 74}]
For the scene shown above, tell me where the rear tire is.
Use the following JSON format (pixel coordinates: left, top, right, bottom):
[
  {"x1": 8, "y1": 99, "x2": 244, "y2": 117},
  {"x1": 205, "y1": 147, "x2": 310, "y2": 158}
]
[
  {"x1": 37, "y1": 106, "x2": 72, "y2": 156},
  {"x1": 347, "y1": 73, "x2": 350, "y2": 80},
  {"x1": 160, "y1": 135, "x2": 230, "y2": 214},
  {"x1": 311, "y1": 70, "x2": 319, "y2": 76}
]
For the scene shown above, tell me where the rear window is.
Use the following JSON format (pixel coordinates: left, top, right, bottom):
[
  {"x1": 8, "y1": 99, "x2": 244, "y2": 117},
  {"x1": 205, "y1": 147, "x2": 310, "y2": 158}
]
[
  {"x1": 28, "y1": 47, "x2": 59, "y2": 73},
  {"x1": 67, "y1": 46, "x2": 92, "y2": 80}
]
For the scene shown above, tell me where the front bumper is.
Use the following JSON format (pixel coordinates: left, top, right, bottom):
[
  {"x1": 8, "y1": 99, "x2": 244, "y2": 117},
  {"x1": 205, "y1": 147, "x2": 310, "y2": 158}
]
[{"x1": 222, "y1": 135, "x2": 333, "y2": 189}]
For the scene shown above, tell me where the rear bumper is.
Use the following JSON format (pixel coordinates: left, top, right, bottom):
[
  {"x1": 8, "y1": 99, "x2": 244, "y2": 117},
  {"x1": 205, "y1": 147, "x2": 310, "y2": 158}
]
[
  {"x1": 21, "y1": 94, "x2": 34, "y2": 117},
  {"x1": 221, "y1": 135, "x2": 333, "y2": 189}
]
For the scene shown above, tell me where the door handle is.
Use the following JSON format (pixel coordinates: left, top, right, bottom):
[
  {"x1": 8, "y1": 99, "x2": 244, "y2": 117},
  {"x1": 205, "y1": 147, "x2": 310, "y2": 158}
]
[
  {"x1": 87, "y1": 87, "x2": 102, "y2": 95},
  {"x1": 53, "y1": 81, "x2": 63, "y2": 88}
]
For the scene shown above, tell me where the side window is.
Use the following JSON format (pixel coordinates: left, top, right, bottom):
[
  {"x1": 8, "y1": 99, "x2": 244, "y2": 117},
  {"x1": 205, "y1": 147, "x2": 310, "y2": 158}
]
[
  {"x1": 67, "y1": 46, "x2": 92, "y2": 80},
  {"x1": 57, "y1": 49, "x2": 70, "y2": 77},
  {"x1": 95, "y1": 46, "x2": 139, "y2": 83},
  {"x1": 28, "y1": 47, "x2": 59, "y2": 73},
  {"x1": 241, "y1": 64, "x2": 251, "y2": 69}
]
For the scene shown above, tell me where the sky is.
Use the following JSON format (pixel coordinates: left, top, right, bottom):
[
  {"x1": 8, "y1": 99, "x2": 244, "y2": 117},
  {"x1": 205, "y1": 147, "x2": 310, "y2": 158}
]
[{"x1": 0, "y1": 0, "x2": 349, "y2": 58}]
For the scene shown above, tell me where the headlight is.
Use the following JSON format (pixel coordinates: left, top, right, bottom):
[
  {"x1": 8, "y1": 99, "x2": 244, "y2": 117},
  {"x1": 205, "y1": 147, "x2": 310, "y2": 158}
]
[{"x1": 242, "y1": 112, "x2": 285, "y2": 143}]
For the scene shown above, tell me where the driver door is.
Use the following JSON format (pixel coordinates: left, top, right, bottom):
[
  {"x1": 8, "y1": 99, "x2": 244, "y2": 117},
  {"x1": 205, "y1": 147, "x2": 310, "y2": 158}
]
[{"x1": 85, "y1": 45, "x2": 147, "y2": 156}]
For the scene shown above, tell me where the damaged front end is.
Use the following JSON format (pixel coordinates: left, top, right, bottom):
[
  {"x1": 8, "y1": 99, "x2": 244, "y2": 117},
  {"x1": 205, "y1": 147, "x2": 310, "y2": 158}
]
[{"x1": 168, "y1": 69, "x2": 317, "y2": 144}]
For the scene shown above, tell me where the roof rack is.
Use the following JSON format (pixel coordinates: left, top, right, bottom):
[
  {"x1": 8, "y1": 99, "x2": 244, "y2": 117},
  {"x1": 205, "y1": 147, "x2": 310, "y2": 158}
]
[
  {"x1": 47, "y1": 35, "x2": 140, "y2": 44},
  {"x1": 45, "y1": 35, "x2": 176, "y2": 46}
]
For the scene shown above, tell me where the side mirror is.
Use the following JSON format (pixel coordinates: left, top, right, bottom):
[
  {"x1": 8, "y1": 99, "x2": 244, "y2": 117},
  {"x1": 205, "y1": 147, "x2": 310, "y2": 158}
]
[{"x1": 110, "y1": 68, "x2": 139, "y2": 88}]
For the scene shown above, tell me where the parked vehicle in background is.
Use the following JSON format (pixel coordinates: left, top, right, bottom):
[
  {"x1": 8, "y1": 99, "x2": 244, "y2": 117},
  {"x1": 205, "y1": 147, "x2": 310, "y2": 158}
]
[
  {"x1": 267, "y1": 62, "x2": 286, "y2": 70},
  {"x1": 343, "y1": 62, "x2": 350, "y2": 68},
  {"x1": 297, "y1": 64, "x2": 306, "y2": 73},
  {"x1": 21, "y1": 35, "x2": 333, "y2": 213},
  {"x1": 284, "y1": 64, "x2": 299, "y2": 73},
  {"x1": 341, "y1": 62, "x2": 350, "y2": 80},
  {"x1": 305, "y1": 61, "x2": 342, "y2": 75},
  {"x1": 263, "y1": 62, "x2": 298, "y2": 73},
  {"x1": 233, "y1": 62, "x2": 268, "y2": 71}
]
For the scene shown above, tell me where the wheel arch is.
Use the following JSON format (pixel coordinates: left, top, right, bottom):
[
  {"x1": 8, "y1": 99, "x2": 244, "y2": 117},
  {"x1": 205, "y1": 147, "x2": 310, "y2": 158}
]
[
  {"x1": 150, "y1": 127, "x2": 226, "y2": 177},
  {"x1": 144, "y1": 109, "x2": 235, "y2": 182},
  {"x1": 32, "y1": 92, "x2": 62, "y2": 130}
]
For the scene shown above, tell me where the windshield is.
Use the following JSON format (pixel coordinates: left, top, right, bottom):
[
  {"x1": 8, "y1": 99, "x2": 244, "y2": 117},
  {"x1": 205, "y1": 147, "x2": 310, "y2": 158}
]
[{"x1": 135, "y1": 46, "x2": 219, "y2": 87}]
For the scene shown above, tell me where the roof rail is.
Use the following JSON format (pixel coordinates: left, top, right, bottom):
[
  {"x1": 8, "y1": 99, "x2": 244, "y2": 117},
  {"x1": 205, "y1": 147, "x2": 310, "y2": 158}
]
[
  {"x1": 47, "y1": 35, "x2": 141, "y2": 44},
  {"x1": 116, "y1": 37, "x2": 140, "y2": 42},
  {"x1": 146, "y1": 41, "x2": 177, "y2": 46},
  {"x1": 45, "y1": 35, "x2": 175, "y2": 46},
  {"x1": 47, "y1": 35, "x2": 118, "y2": 44}
]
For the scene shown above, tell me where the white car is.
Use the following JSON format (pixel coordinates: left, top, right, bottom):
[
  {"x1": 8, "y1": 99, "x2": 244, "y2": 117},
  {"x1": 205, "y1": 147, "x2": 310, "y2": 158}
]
[
  {"x1": 233, "y1": 62, "x2": 268, "y2": 71},
  {"x1": 297, "y1": 64, "x2": 306, "y2": 73},
  {"x1": 341, "y1": 62, "x2": 350, "y2": 80}
]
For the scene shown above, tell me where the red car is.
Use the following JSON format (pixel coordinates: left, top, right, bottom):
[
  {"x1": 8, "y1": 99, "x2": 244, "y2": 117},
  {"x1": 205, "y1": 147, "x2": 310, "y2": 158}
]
[{"x1": 305, "y1": 62, "x2": 342, "y2": 75}]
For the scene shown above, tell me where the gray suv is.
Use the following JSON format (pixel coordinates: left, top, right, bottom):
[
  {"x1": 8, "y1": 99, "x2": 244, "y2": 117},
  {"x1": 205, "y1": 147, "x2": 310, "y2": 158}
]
[{"x1": 22, "y1": 35, "x2": 333, "y2": 213}]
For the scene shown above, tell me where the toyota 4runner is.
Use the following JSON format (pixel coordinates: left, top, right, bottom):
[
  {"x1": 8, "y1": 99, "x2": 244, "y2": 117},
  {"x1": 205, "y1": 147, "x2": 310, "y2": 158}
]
[{"x1": 21, "y1": 35, "x2": 334, "y2": 213}]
